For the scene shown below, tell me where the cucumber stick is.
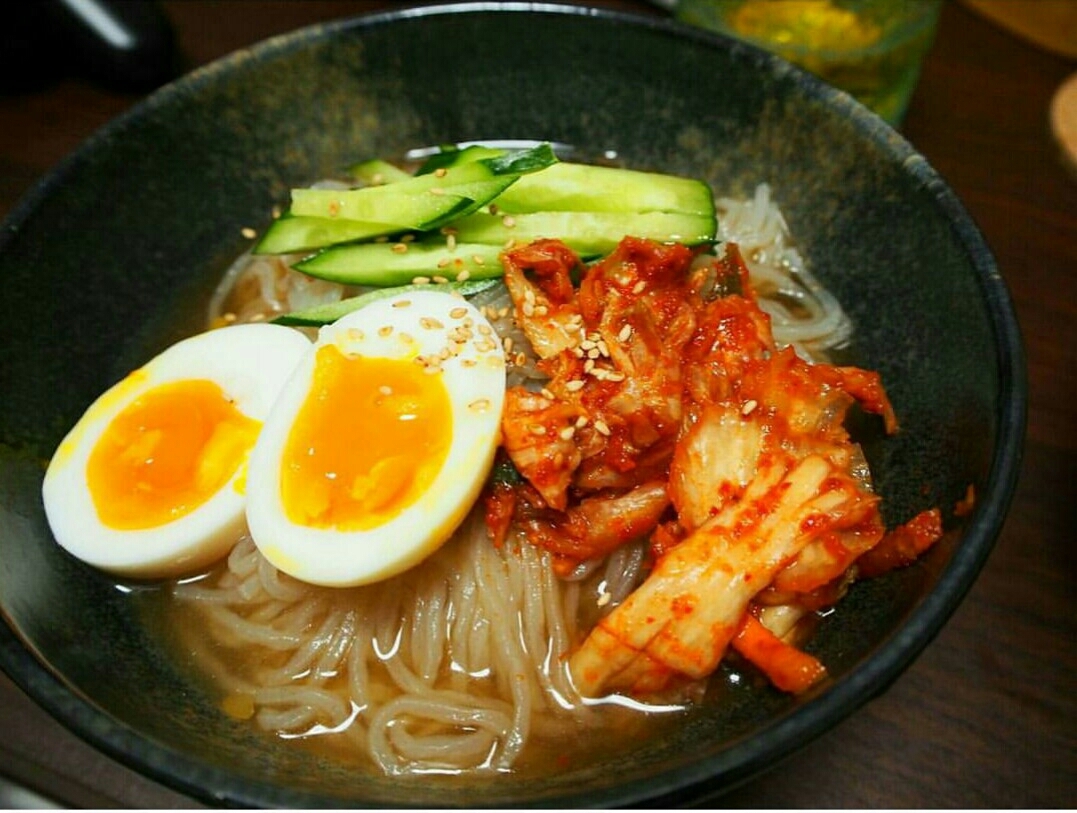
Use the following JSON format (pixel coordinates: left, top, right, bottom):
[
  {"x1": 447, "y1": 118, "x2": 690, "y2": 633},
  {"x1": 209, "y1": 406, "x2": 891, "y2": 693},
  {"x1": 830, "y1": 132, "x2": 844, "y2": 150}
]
[
  {"x1": 348, "y1": 158, "x2": 412, "y2": 186},
  {"x1": 295, "y1": 240, "x2": 507, "y2": 287},
  {"x1": 290, "y1": 144, "x2": 558, "y2": 224},
  {"x1": 452, "y1": 210, "x2": 716, "y2": 256},
  {"x1": 491, "y1": 162, "x2": 715, "y2": 216},
  {"x1": 416, "y1": 144, "x2": 507, "y2": 175},
  {"x1": 253, "y1": 214, "x2": 400, "y2": 255}
]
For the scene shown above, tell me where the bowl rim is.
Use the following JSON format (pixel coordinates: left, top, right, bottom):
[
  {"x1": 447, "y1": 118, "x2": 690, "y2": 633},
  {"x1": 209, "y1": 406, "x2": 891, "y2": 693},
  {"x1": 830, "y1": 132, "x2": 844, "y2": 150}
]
[{"x1": 0, "y1": 1, "x2": 1027, "y2": 807}]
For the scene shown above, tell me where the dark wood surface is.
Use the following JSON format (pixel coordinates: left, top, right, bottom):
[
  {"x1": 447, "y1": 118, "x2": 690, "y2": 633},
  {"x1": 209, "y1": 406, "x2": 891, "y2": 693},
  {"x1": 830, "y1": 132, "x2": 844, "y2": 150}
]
[{"x1": 0, "y1": 1, "x2": 1073, "y2": 807}]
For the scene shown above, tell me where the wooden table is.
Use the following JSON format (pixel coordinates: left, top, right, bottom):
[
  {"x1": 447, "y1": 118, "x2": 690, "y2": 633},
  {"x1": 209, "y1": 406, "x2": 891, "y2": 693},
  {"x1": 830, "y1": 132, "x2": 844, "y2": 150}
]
[{"x1": 0, "y1": 1, "x2": 1073, "y2": 807}]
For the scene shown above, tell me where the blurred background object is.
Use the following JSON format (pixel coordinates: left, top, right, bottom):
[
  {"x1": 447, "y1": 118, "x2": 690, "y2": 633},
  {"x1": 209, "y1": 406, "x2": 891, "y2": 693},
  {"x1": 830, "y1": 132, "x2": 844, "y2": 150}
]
[
  {"x1": 0, "y1": 0, "x2": 176, "y2": 93},
  {"x1": 961, "y1": 0, "x2": 1077, "y2": 60},
  {"x1": 1051, "y1": 72, "x2": 1077, "y2": 179},
  {"x1": 673, "y1": 0, "x2": 941, "y2": 125}
]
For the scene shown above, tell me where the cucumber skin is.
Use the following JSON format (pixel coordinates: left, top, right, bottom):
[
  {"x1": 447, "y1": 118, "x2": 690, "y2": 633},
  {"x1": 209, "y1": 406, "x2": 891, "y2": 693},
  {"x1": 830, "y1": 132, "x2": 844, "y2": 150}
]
[
  {"x1": 272, "y1": 278, "x2": 500, "y2": 327},
  {"x1": 295, "y1": 240, "x2": 507, "y2": 287}
]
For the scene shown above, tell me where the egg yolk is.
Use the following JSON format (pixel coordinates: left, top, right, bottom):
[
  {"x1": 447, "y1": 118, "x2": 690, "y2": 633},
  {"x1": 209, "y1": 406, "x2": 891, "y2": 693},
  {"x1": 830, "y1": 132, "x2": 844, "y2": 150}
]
[
  {"x1": 281, "y1": 345, "x2": 453, "y2": 530},
  {"x1": 87, "y1": 379, "x2": 261, "y2": 529}
]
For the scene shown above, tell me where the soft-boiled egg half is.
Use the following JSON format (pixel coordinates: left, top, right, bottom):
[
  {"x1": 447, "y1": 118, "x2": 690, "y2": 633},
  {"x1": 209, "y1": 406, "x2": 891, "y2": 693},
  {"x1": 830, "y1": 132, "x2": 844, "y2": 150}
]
[
  {"x1": 245, "y1": 290, "x2": 506, "y2": 587},
  {"x1": 42, "y1": 323, "x2": 312, "y2": 579}
]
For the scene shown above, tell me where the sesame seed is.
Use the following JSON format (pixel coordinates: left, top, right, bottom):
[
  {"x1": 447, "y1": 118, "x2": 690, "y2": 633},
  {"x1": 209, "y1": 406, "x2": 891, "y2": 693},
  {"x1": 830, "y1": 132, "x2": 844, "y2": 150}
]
[
  {"x1": 606, "y1": 371, "x2": 626, "y2": 382},
  {"x1": 530, "y1": 424, "x2": 547, "y2": 436},
  {"x1": 445, "y1": 233, "x2": 457, "y2": 250},
  {"x1": 559, "y1": 426, "x2": 576, "y2": 441},
  {"x1": 450, "y1": 306, "x2": 468, "y2": 319},
  {"x1": 432, "y1": 275, "x2": 449, "y2": 284},
  {"x1": 392, "y1": 299, "x2": 411, "y2": 308},
  {"x1": 399, "y1": 332, "x2": 415, "y2": 344},
  {"x1": 503, "y1": 336, "x2": 514, "y2": 354},
  {"x1": 412, "y1": 276, "x2": 431, "y2": 285},
  {"x1": 584, "y1": 359, "x2": 595, "y2": 373},
  {"x1": 222, "y1": 312, "x2": 237, "y2": 323},
  {"x1": 617, "y1": 324, "x2": 633, "y2": 343},
  {"x1": 565, "y1": 379, "x2": 586, "y2": 392},
  {"x1": 597, "y1": 340, "x2": 610, "y2": 357},
  {"x1": 541, "y1": 387, "x2": 555, "y2": 400},
  {"x1": 534, "y1": 304, "x2": 549, "y2": 316},
  {"x1": 632, "y1": 280, "x2": 646, "y2": 295},
  {"x1": 249, "y1": 312, "x2": 266, "y2": 322},
  {"x1": 576, "y1": 416, "x2": 589, "y2": 428},
  {"x1": 498, "y1": 307, "x2": 511, "y2": 319},
  {"x1": 455, "y1": 269, "x2": 471, "y2": 282},
  {"x1": 437, "y1": 257, "x2": 451, "y2": 269},
  {"x1": 565, "y1": 321, "x2": 582, "y2": 333},
  {"x1": 241, "y1": 227, "x2": 257, "y2": 239},
  {"x1": 435, "y1": 167, "x2": 448, "y2": 177},
  {"x1": 391, "y1": 242, "x2": 408, "y2": 254},
  {"x1": 378, "y1": 326, "x2": 393, "y2": 337},
  {"x1": 502, "y1": 215, "x2": 517, "y2": 228},
  {"x1": 597, "y1": 591, "x2": 612, "y2": 607},
  {"x1": 522, "y1": 302, "x2": 536, "y2": 318},
  {"x1": 593, "y1": 419, "x2": 611, "y2": 436},
  {"x1": 587, "y1": 348, "x2": 600, "y2": 360},
  {"x1": 469, "y1": 397, "x2": 491, "y2": 412},
  {"x1": 401, "y1": 233, "x2": 416, "y2": 243},
  {"x1": 472, "y1": 255, "x2": 486, "y2": 265},
  {"x1": 474, "y1": 338, "x2": 497, "y2": 353},
  {"x1": 379, "y1": 385, "x2": 393, "y2": 396},
  {"x1": 580, "y1": 339, "x2": 597, "y2": 351},
  {"x1": 462, "y1": 358, "x2": 477, "y2": 367},
  {"x1": 742, "y1": 399, "x2": 759, "y2": 416},
  {"x1": 514, "y1": 351, "x2": 528, "y2": 366},
  {"x1": 419, "y1": 317, "x2": 443, "y2": 330}
]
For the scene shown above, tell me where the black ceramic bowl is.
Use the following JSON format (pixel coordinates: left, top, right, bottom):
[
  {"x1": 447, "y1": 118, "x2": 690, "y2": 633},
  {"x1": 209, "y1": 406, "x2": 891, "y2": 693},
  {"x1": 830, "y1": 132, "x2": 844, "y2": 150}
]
[{"x1": 0, "y1": 2, "x2": 1025, "y2": 807}]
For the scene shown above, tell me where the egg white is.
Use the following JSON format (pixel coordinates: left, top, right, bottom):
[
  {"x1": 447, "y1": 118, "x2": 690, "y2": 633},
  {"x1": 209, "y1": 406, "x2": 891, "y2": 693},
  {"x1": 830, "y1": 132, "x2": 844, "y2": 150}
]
[
  {"x1": 41, "y1": 323, "x2": 312, "y2": 579},
  {"x1": 245, "y1": 290, "x2": 506, "y2": 588}
]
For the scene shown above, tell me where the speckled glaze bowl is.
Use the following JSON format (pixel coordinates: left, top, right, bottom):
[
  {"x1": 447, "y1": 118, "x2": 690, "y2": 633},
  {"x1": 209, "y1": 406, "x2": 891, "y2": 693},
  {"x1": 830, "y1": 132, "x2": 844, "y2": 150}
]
[{"x1": 0, "y1": 2, "x2": 1025, "y2": 807}]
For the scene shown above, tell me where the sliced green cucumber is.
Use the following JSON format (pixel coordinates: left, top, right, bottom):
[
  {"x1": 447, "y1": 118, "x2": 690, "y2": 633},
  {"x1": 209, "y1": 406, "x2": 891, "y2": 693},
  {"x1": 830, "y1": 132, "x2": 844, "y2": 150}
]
[
  {"x1": 451, "y1": 210, "x2": 717, "y2": 256},
  {"x1": 289, "y1": 188, "x2": 476, "y2": 229},
  {"x1": 273, "y1": 278, "x2": 500, "y2": 326},
  {"x1": 416, "y1": 144, "x2": 507, "y2": 175},
  {"x1": 491, "y1": 162, "x2": 716, "y2": 216},
  {"x1": 295, "y1": 240, "x2": 507, "y2": 287},
  {"x1": 348, "y1": 158, "x2": 412, "y2": 186},
  {"x1": 289, "y1": 144, "x2": 557, "y2": 223},
  {"x1": 253, "y1": 213, "x2": 401, "y2": 255}
]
